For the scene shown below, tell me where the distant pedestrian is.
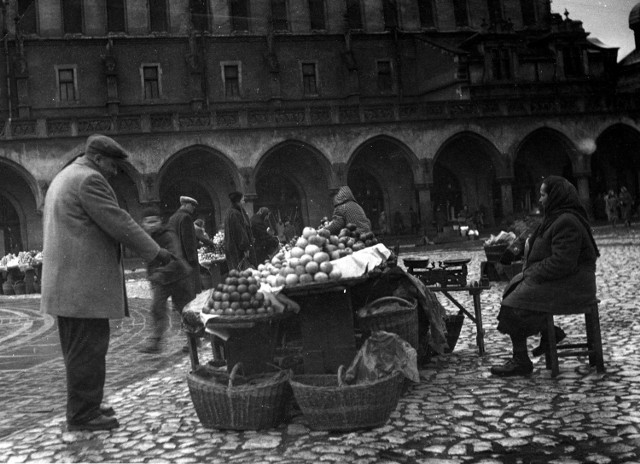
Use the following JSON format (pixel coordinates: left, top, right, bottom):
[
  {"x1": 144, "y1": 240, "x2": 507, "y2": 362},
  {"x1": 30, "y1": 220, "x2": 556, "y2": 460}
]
[
  {"x1": 41, "y1": 134, "x2": 172, "y2": 431},
  {"x1": 435, "y1": 206, "x2": 447, "y2": 233},
  {"x1": 378, "y1": 210, "x2": 388, "y2": 237},
  {"x1": 393, "y1": 211, "x2": 405, "y2": 235},
  {"x1": 224, "y1": 191, "x2": 255, "y2": 271},
  {"x1": 619, "y1": 186, "x2": 633, "y2": 227},
  {"x1": 604, "y1": 190, "x2": 619, "y2": 228},
  {"x1": 251, "y1": 207, "x2": 280, "y2": 265},
  {"x1": 168, "y1": 196, "x2": 201, "y2": 295},
  {"x1": 194, "y1": 218, "x2": 215, "y2": 249},
  {"x1": 139, "y1": 206, "x2": 192, "y2": 354}
]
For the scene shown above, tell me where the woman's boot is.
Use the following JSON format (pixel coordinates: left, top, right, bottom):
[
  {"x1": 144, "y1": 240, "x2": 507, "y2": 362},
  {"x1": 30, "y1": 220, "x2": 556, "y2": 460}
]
[
  {"x1": 532, "y1": 326, "x2": 566, "y2": 357},
  {"x1": 491, "y1": 334, "x2": 533, "y2": 377}
]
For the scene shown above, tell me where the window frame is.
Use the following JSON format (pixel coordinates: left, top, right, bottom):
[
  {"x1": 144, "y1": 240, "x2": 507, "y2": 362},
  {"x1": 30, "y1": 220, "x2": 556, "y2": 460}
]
[
  {"x1": 149, "y1": 0, "x2": 169, "y2": 32},
  {"x1": 376, "y1": 59, "x2": 394, "y2": 93},
  {"x1": 62, "y1": 0, "x2": 84, "y2": 34},
  {"x1": 417, "y1": 0, "x2": 437, "y2": 29},
  {"x1": 308, "y1": 0, "x2": 326, "y2": 31},
  {"x1": 490, "y1": 47, "x2": 513, "y2": 81},
  {"x1": 55, "y1": 64, "x2": 79, "y2": 103},
  {"x1": 229, "y1": 0, "x2": 251, "y2": 32},
  {"x1": 221, "y1": 61, "x2": 242, "y2": 99},
  {"x1": 271, "y1": 0, "x2": 289, "y2": 32},
  {"x1": 345, "y1": 0, "x2": 364, "y2": 31},
  {"x1": 300, "y1": 61, "x2": 319, "y2": 96},
  {"x1": 453, "y1": 0, "x2": 469, "y2": 28},
  {"x1": 17, "y1": 0, "x2": 38, "y2": 34},
  {"x1": 106, "y1": 0, "x2": 126, "y2": 33},
  {"x1": 140, "y1": 63, "x2": 163, "y2": 101}
]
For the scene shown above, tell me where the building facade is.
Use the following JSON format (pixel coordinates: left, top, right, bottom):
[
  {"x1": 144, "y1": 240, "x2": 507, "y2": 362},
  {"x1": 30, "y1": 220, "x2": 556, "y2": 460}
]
[{"x1": 0, "y1": 0, "x2": 639, "y2": 254}]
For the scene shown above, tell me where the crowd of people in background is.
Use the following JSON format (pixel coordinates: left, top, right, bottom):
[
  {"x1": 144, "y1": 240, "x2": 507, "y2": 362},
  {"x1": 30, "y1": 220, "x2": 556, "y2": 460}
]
[{"x1": 602, "y1": 186, "x2": 635, "y2": 228}]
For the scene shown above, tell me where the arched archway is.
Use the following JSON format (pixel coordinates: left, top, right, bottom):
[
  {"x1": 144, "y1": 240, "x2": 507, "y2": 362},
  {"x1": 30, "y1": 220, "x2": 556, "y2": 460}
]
[
  {"x1": 591, "y1": 124, "x2": 640, "y2": 220},
  {"x1": 348, "y1": 136, "x2": 418, "y2": 235},
  {"x1": 158, "y1": 146, "x2": 240, "y2": 236},
  {"x1": 0, "y1": 159, "x2": 40, "y2": 253},
  {"x1": 514, "y1": 129, "x2": 576, "y2": 215},
  {"x1": 433, "y1": 132, "x2": 500, "y2": 227},
  {"x1": 255, "y1": 141, "x2": 332, "y2": 231}
]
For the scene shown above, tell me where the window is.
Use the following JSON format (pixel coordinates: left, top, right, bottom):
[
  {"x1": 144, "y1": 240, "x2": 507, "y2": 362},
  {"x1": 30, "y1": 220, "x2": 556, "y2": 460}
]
[
  {"x1": 309, "y1": 0, "x2": 326, "y2": 30},
  {"x1": 562, "y1": 46, "x2": 583, "y2": 77},
  {"x1": 62, "y1": 0, "x2": 83, "y2": 34},
  {"x1": 417, "y1": 0, "x2": 435, "y2": 29},
  {"x1": 190, "y1": 0, "x2": 210, "y2": 31},
  {"x1": 491, "y1": 48, "x2": 512, "y2": 80},
  {"x1": 142, "y1": 65, "x2": 161, "y2": 99},
  {"x1": 345, "y1": 0, "x2": 362, "y2": 30},
  {"x1": 150, "y1": 0, "x2": 168, "y2": 32},
  {"x1": 301, "y1": 62, "x2": 318, "y2": 95},
  {"x1": 271, "y1": 0, "x2": 288, "y2": 31},
  {"x1": 222, "y1": 63, "x2": 241, "y2": 98},
  {"x1": 107, "y1": 0, "x2": 125, "y2": 32},
  {"x1": 377, "y1": 60, "x2": 393, "y2": 92},
  {"x1": 56, "y1": 66, "x2": 77, "y2": 102},
  {"x1": 17, "y1": 0, "x2": 37, "y2": 34},
  {"x1": 229, "y1": 0, "x2": 250, "y2": 31},
  {"x1": 382, "y1": 0, "x2": 397, "y2": 30},
  {"x1": 487, "y1": 0, "x2": 502, "y2": 24},
  {"x1": 520, "y1": 0, "x2": 536, "y2": 26},
  {"x1": 453, "y1": 0, "x2": 468, "y2": 27}
]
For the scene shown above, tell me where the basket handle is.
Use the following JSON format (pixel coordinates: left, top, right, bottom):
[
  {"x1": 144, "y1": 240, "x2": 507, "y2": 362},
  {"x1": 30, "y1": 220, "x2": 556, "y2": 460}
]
[
  {"x1": 337, "y1": 365, "x2": 346, "y2": 387},
  {"x1": 228, "y1": 362, "x2": 245, "y2": 388}
]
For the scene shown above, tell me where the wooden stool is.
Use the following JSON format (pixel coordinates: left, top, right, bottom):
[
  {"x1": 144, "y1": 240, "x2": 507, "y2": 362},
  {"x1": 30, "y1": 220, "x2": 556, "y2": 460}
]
[{"x1": 544, "y1": 302, "x2": 605, "y2": 377}]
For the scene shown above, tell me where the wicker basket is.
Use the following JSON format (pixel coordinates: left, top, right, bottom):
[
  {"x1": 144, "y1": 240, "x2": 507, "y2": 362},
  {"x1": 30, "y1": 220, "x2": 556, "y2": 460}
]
[
  {"x1": 290, "y1": 366, "x2": 403, "y2": 431},
  {"x1": 356, "y1": 297, "x2": 419, "y2": 350},
  {"x1": 484, "y1": 243, "x2": 509, "y2": 262},
  {"x1": 187, "y1": 363, "x2": 292, "y2": 430}
]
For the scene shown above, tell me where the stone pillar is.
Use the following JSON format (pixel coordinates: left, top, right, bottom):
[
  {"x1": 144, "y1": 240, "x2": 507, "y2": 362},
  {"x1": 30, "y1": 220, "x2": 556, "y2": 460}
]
[
  {"x1": 416, "y1": 183, "x2": 433, "y2": 236},
  {"x1": 575, "y1": 174, "x2": 592, "y2": 215},
  {"x1": 185, "y1": 31, "x2": 204, "y2": 112},
  {"x1": 497, "y1": 177, "x2": 514, "y2": 218},
  {"x1": 243, "y1": 194, "x2": 257, "y2": 217}
]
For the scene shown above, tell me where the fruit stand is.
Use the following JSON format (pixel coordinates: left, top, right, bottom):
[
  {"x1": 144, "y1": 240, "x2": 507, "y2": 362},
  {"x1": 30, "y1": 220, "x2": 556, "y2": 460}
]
[{"x1": 0, "y1": 251, "x2": 42, "y2": 295}]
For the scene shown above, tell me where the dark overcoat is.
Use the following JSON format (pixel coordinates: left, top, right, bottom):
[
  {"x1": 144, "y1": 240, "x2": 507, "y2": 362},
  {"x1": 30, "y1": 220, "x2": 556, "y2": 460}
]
[
  {"x1": 168, "y1": 208, "x2": 201, "y2": 293},
  {"x1": 502, "y1": 212, "x2": 598, "y2": 312},
  {"x1": 41, "y1": 157, "x2": 160, "y2": 319},
  {"x1": 224, "y1": 204, "x2": 254, "y2": 270},
  {"x1": 325, "y1": 186, "x2": 372, "y2": 235}
]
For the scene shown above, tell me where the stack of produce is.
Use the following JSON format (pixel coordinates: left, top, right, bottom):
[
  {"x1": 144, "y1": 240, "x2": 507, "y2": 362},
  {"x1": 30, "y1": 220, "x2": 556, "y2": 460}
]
[{"x1": 250, "y1": 224, "x2": 377, "y2": 288}]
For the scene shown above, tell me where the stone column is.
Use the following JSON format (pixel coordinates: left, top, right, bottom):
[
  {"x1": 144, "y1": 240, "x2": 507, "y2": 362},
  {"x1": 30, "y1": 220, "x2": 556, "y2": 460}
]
[
  {"x1": 497, "y1": 177, "x2": 514, "y2": 218},
  {"x1": 416, "y1": 183, "x2": 433, "y2": 236}
]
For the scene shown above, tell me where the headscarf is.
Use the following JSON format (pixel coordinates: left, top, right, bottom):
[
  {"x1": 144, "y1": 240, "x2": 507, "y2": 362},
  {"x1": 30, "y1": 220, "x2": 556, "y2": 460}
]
[{"x1": 529, "y1": 175, "x2": 600, "y2": 257}]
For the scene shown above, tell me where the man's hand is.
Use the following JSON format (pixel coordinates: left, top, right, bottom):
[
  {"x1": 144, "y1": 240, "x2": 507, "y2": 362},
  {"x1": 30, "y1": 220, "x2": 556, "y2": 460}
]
[{"x1": 154, "y1": 248, "x2": 174, "y2": 266}]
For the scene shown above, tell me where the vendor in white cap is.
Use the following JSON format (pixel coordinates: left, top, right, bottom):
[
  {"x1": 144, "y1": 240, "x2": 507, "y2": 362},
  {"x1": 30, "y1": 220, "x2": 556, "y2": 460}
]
[{"x1": 168, "y1": 195, "x2": 201, "y2": 302}]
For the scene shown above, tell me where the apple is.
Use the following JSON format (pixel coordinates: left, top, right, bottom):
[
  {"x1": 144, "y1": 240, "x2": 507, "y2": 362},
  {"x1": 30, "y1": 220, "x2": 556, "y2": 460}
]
[
  {"x1": 314, "y1": 272, "x2": 329, "y2": 282},
  {"x1": 305, "y1": 244, "x2": 321, "y2": 256},
  {"x1": 329, "y1": 269, "x2": 342, "y2": 280},
  {"x1": 299, "y1": 273, "x2": 313, "y2": 284},
  {"x1": 313, "y1": 252, "x2": 330, "y2": 263},
  {"x1": 295, "y1": 237, "x2": 309, "y2": 248},
  {"x1": 290, "y1": 247, "x2": 305, "y2": 259},
  {"x1": 319, "y1": 261, "x2": 333, "y2": 274},
  {"x1": 305, "y1": 261, "x2": 319, "y2": 274},
  {"x1": 285, "y1": 273, "x2": 299, "y2": 286},
  {"x1": 299, "y1": 254, "x2": 312, "y2": 266},
  {"x1": 330, "y1": 250, "x2": 341, "y2": 260},
  {"x1": 302, "y1": 226, "x2": 317, "y2": 238}
]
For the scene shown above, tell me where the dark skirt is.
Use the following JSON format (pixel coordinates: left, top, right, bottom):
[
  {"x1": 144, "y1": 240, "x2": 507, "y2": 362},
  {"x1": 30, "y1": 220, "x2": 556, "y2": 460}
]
[{"x1": 497, "y1": 305, "x2": 546, "y2": 338}]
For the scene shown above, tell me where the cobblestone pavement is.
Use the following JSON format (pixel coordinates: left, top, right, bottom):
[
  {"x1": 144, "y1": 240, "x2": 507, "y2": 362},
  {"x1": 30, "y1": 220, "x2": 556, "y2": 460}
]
[{"x1": 0, "y1": 226, "x2": 639, "y2": 464}]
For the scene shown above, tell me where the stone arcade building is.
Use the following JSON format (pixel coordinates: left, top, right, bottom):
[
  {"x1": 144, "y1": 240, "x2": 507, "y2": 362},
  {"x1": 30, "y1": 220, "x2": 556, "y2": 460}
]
[{"x1": 1, "y1": 0, "x2": 639, "y2": 254}]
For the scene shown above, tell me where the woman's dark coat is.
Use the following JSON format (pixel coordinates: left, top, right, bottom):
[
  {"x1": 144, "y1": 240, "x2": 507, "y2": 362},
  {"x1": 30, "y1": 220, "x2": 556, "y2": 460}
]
[
  {"x1": 325, "y1": 186, "x2": 372, "y2": 235},
  {"x1": 224, "y1": 204, "x2": 254, "y2": 270},
  {"x1": 502, "y1": 183, "x2": 599, "y2": 313},
  {"x1": 251, "y1": 214, "x2": 279, "y2": 265}
]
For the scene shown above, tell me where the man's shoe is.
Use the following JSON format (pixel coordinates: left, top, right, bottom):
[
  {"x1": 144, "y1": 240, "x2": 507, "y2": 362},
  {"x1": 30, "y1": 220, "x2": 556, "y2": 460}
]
[
  {"x1": 490, "y1": 358, "x2": 533, "y2": 377},
  {"x1": 100, "y1": 405, "x2": 116, "y2": 417},
  {"x1": 532, "y1": 327, "x2": 567, "y2": 357},
  {"x1": 68, "y1": 414, "x2": 119, "y2": 432}
]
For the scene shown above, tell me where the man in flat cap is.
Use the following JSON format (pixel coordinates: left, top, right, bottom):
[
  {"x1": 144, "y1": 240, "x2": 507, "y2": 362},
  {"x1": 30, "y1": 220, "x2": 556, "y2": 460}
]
[
  {"x1": 41, "y1": 134, "x2": 173, "y2": 432},
  {"x1": 168, "y1": 195, "x2": 201, "y2": 307}
]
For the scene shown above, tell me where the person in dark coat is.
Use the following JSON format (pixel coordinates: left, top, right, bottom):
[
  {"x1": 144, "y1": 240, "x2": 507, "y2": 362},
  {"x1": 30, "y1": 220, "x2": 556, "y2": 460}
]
[
  {"x1": 168, "y1": 196, "x2": 201, "y2": 295},
  {"x1": 251, "y1": 207, "x2": 280, "y2": 265},
  {"x1": 224, "y1": 191, "x2": 255, "y2": 271},
  {"x1": 139, "y1": 206, "x2": 193, "y2": 354},
  {"x1": 194, "y1": 218, "x2": 215, "y2": 248},
  {"x1": 41, "y1": 134, "x2": 172, "y2": 431},
  {"x1": 324, "y1": 186, "x2": 372, "y2": 235},
  {"x1": 490, "y1": 175, "x2": 600, "y2": 377}
]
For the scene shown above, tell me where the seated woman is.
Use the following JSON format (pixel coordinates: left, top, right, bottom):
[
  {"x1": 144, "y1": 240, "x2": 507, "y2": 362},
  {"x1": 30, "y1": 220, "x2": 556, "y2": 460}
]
[
  {"x1": 323, "y1": 186, "x2": 372, "y2": 235},
  {"x1": 491, "y1": 175, "x2": 600, "y2": 377}
]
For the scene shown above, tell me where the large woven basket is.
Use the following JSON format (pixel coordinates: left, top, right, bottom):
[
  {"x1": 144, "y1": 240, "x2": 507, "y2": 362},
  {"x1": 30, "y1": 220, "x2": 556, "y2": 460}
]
[
  {"x1": 187, "y1": 363, "x2": 292, "y2": 430},
  {"x1": 356, "y1": 297, "x2": 419, "y2": 350},
  {"x1": 290, "y1": 367, "x2": 403, "y2": 431}
]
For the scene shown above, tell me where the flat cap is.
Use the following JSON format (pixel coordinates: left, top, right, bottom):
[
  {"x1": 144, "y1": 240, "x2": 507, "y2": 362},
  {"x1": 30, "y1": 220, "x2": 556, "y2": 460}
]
[
  {"x1": 180, "y1": 196, "x2": 198, "y2": 206},
  {"x1": 229, "y1": 191, "x2": 244, "y2": 203},
  {"x1": 85, "y1": 134, "x2": 128, "y2": 159}
]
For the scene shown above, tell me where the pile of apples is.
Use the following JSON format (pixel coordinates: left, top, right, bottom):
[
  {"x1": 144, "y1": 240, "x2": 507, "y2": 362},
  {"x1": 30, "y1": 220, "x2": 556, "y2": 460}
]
[
  {"x1": 203, "y1": 269, "x2": 273, "y2": 316},
  {"x1": 251, "y1": 224, "x2": 376, "y2": 287}
]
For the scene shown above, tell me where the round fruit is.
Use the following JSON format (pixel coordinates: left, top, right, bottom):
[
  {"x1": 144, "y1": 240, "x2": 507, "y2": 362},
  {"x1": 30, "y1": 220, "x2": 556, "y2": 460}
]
[
  {"x1": 213, "y1": 291, "x2": 223, "y2": 301},
  {"x1": 224, "y1": 307, "x2": 235, "y2": 315},
  {"x1": 248, "y1": 284, "x2": 259, "y2": 294},
  {"x1": 229, "y1": 269, "x2": 240, "y2": 278},
  {"x1": 243, "y1": 269, "x2": 254, "y2": 278},
  {"x1": 313, "y1": 251, "x2": 330, "y2": 263},
  {"x1": 346, "y1": 223, "x2": 357, "y2": 231},
  {"x1": 256, "y1": 307, "x2": 267, "y2": 314},
  {"x1": 330, "y1": 250, "x2": 341, "y2": 260},
  {"x1": 251, "y1": 299, "x2": 261, "y2": 309},
  {"x1": 221, "y1": 293, "x2": 230, "y2": 302},
  {"x1": 314, "y1": 272, "x2": 329, "y2": 282},
  {"x1": 295, "y1": 237, "x2": 308, "y2": 248},
  {"x1": 237, "y1": 284, "x2": 248, "y2": 294},
  {"x1": 318, "y1": 228, "x2": 331, "y2": 238},
  {"x1": 319, "y1": 261, "x2": 333, "y2": 274},
  {"x1": 255, "y1": 292, "x2": 265, "y2": 301},
  {"x1": 275, "y1": 275, "x2": 286, "y2": 287},
  {"x1": 288, "y1": 257, "x2": 301, "y2": 268},
  {"x1": 226, "y1": 284, "x2": 237, "y2": 294},
  {"x1": 339, "y1": 228, "x2": 349, "y2": 237},
  {"x1": 213, "y1": 301, "x2": 221, "y2": 310},
  {"x1": 308, "y1": 235, "x2": 326, "y2": 247},
  {"x1": 230, "y1": 302, "x2": 240, "y2": 311},
  {"x1": 230, "y1": 291, "x2": 241, "y2": 302},
  {"x1": 295, "y1": 265, "x2": 306, "y2": 275},
  {"x1": 305, "y1": 261, "x2": 319, "y2": 274},
  {"x1": 220, "y1": 301, "x2": 230, "y2": 310},
  {"x1": 280, "y1": 266, "x2": 295, "y2": 277},
  {"x1": 241, "y1": 301, "x2": 251, "y2": 309},
  {"x1": 245, "y1": 308, "x2": 256, "y2": 315},
  {"x1": 216, "y1": 283, "x2": 225, "y2": 291},
  {"x1": 299, "y1": 254, "x2": 312, "y2": 266},
  {"x1": 238, "y1": 277, "x2": 248, "y2": 286},
  {"x1": 285, "y1": 274, "x2": 299, "y2": 286},
  {"x1": 302, "y1": 226, "x2": 317, "y2": 238},
  {"x1": 290, "y1": 247, "x2": 305, "y2": 259},
  {"x1": 235, "y1": 308, "x2": 246, "y2": 315},
  {"x1": 299, "y1": 273, "x2": 313, "y2": 284},
  {"x1": 305, "y1": 244, "x2": 321, "y2": 256},
  {"x1": 330, "y1": 235, "x2": 340, "y2": 245},
  {"x1": 241, "y1": 292, "x2": 252, "y2": 301},
  {"x1": 329, "y1": 269, "x2": 343, "y2": 280}
]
